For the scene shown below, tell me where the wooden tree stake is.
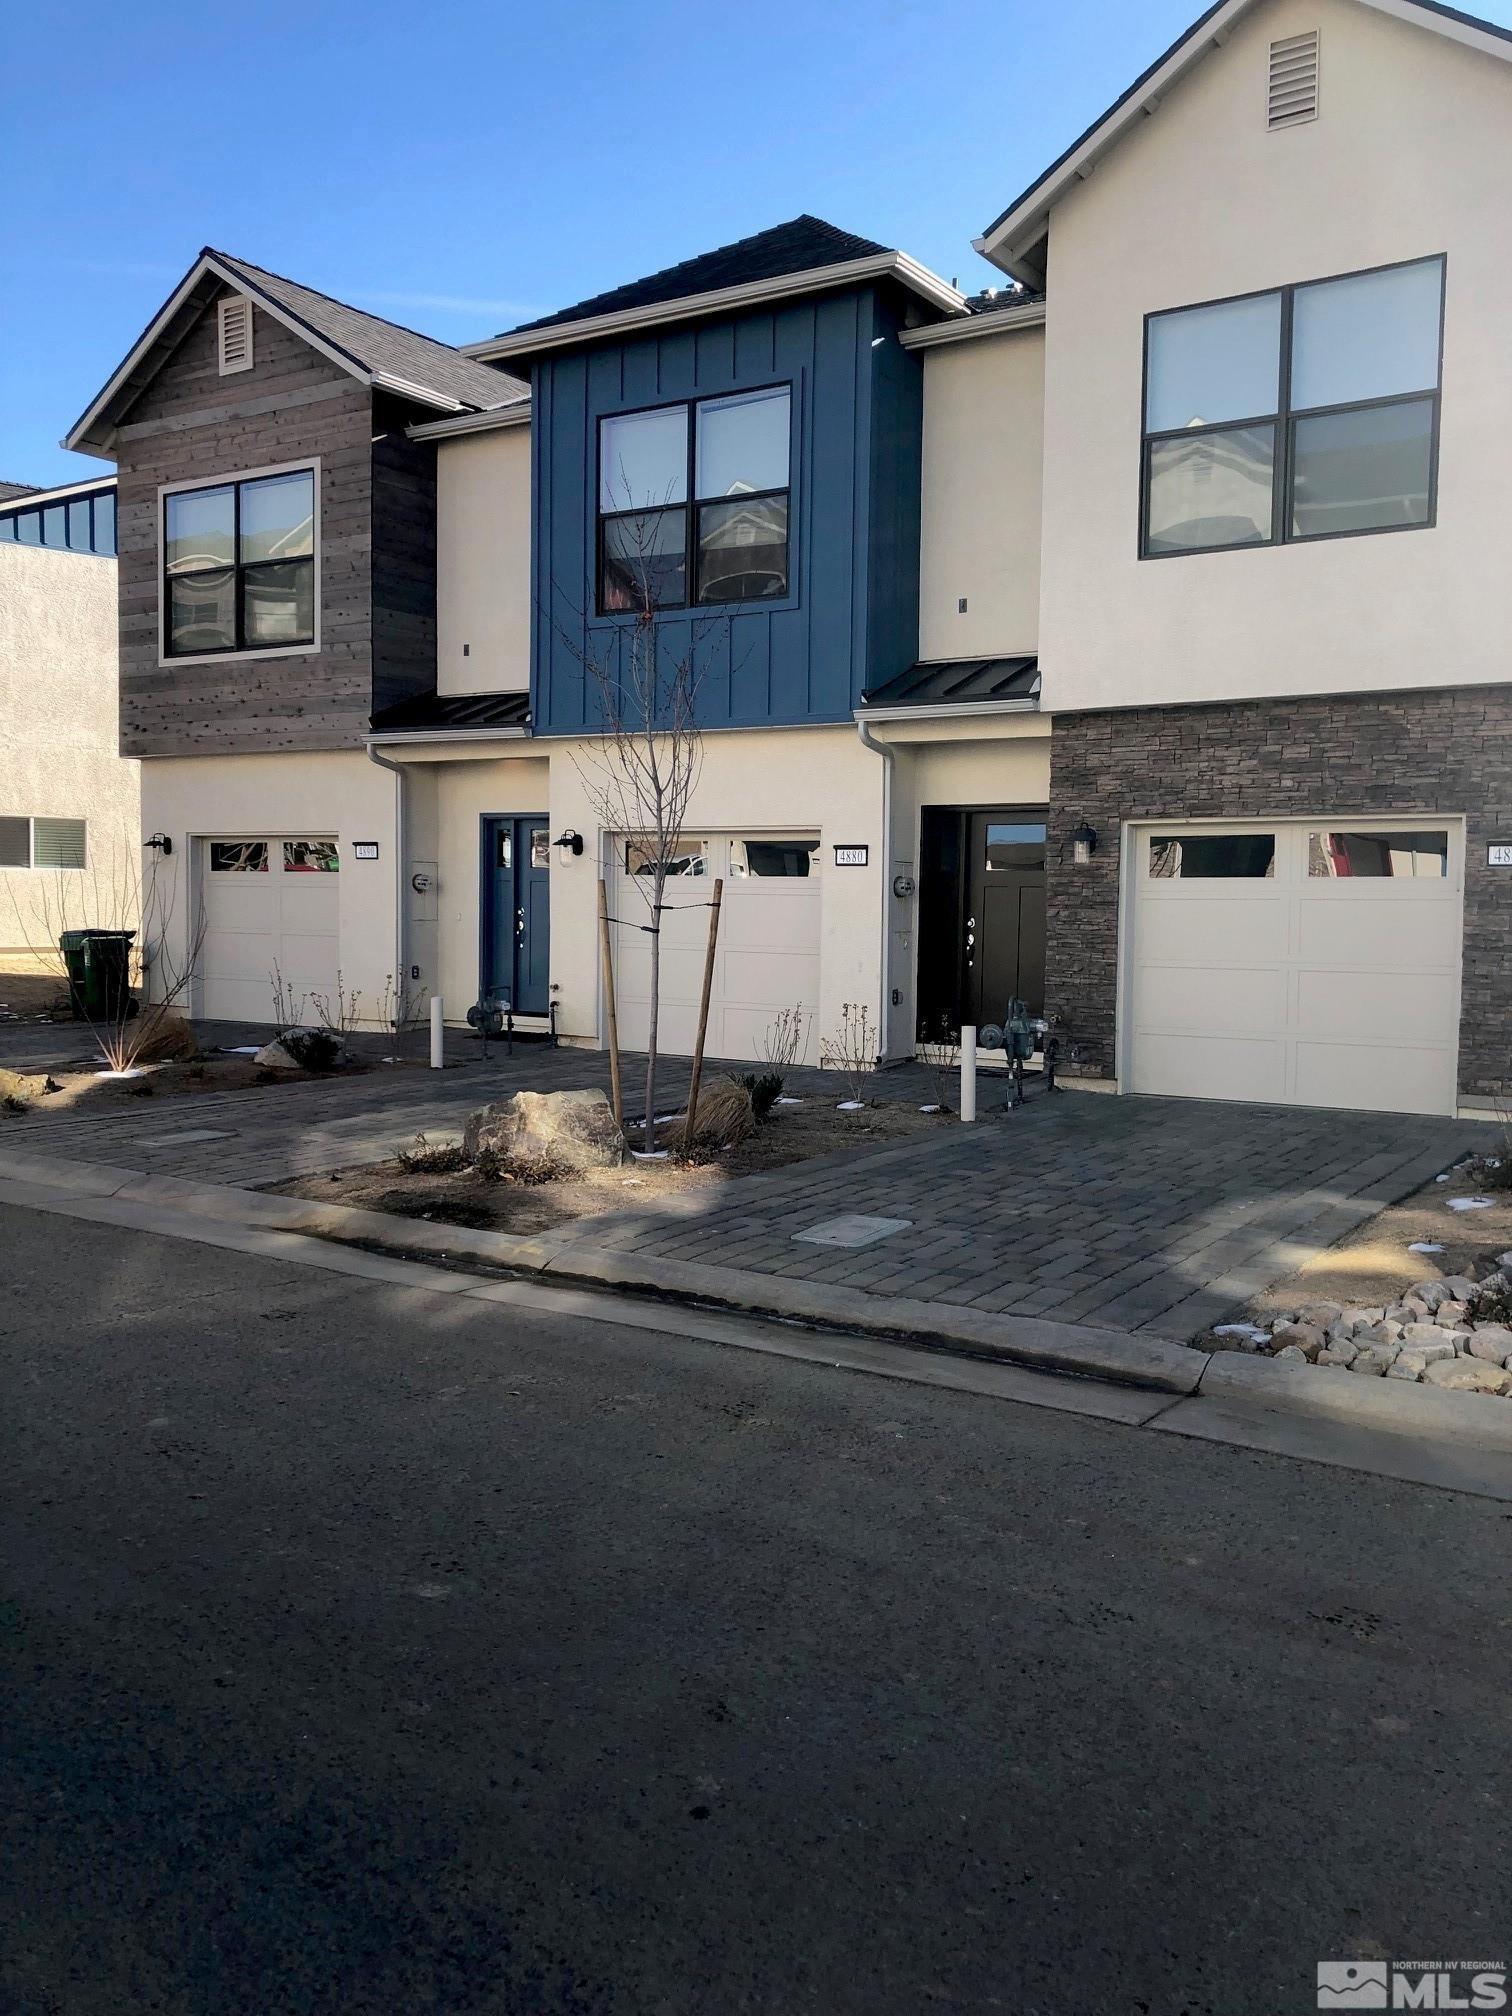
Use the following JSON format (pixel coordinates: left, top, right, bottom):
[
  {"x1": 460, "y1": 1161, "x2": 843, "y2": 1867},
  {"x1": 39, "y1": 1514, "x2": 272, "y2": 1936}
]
[
  {"x1": 681, "y1": 876, "x2": 724, "y2": 1153},
  {"x1": 597, "y1": 876, "x2": 623, "y2": 1134}
]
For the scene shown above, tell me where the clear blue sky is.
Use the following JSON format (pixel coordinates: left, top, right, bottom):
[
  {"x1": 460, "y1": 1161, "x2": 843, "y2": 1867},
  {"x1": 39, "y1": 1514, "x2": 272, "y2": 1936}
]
[{"x1": 5, "y1": 0, "x2": 1509, "y2": 489}]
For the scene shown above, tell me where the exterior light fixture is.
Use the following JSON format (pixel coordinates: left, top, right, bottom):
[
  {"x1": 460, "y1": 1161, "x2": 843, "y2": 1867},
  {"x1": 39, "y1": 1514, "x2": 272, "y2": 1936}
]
[
  {"x1": 144, "y1": 831, "x2": 173, "y2": 856},
  {"x1": 1071, "y1": 822, "x2": 1099, "y2": 866},
  {"x1": 554, "y1": 830, "x2": 584, "y2": 857}
]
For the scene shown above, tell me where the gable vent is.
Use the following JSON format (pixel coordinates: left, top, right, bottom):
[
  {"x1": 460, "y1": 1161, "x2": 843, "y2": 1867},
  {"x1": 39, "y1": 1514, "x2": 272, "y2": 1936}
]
[
  {"x1": 1268, "y1": 30, "x2": 1320, "y2": 128},
  {"x1": 217, "y1": 294, "x2": 254, "y2": 375}
]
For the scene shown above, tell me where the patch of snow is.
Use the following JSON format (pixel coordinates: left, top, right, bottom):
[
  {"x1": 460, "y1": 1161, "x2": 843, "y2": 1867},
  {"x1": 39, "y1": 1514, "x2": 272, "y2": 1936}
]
[
  {"x1": 837, "y1": 1100, "x2": 866, "y2": 1111},
  {"x1": 222, "y1": 1046, "x2": 261, "y2": 1056},
  {"x1": 1214, "y1": 1323, "x2": 1271, "y2": 1343},
  {"x1": 1408, "y1": 1241, "x2": 1445, "y2": 1254},
  {"x1": 95, "y1": 1067, "x2": 147, "y2": 1080},
  {"x1": 776, "y1": 1096, "x2": 804, "y2": 1106},
  {"x1": 1435, "y1": 1174, "x2": 1450, "y2": 1182},
  {"x1": 918, "y1": 1103, "x2": 942, "y2": 1114},
  {"x1": 1448, "y1": 1197, "x2": 1495, "y2": 1212},
  {"x1": 631, "y1": 1150, "x2": 669, "y2": 1161}
]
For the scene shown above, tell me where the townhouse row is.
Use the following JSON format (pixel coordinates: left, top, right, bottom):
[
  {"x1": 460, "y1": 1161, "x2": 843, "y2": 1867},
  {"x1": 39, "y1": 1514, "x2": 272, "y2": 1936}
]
[{"x1": 59, "y1": 0, "x2": 1512, "y2": 1117}]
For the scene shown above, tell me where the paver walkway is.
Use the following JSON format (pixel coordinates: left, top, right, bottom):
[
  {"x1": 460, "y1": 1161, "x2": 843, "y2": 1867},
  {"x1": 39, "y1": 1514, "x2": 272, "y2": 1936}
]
[
  {"x1": 0, "y1": 1014, "x2": 1481, "y2": 1340},
  {"x1": 570, "y1": 1093, "x2": 1481, "y2": 1337}
]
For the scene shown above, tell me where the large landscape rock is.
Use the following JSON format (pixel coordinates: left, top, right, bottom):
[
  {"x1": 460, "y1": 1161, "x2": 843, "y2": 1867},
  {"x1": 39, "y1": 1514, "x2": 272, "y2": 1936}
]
[{"x1": 463, "y1": 1088, "x2": 626, "y2": 1171}]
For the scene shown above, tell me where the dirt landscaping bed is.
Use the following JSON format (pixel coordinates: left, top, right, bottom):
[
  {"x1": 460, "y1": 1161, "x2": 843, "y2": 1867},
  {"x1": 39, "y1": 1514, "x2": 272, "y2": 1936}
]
[
  {"x1": 0, "y1": 1049, "x2": 426, "y2": 1117},
  {"x1": 273, "y1": 1096, "x2": 953, "y2": 1236}
]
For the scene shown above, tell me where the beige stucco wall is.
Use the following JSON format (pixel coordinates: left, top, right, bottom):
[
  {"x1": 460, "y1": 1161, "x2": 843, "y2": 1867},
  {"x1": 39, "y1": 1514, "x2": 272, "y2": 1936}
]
[
  {"x1": 436, "y1": 428, "x2": 531, "y2": 698},
  {"x1": 139, "y1": 751, "x2": 402, "y2": 1019},
  {"x1": 878, "y1": 716, "x2": 1053, "y2": 1049},
  {"x1": 0, "y1": 542, "x2": 138, "y2": 969},
  {"x1": 918, "y1": 327, "x2": 1044, "y2": 660},
  {"x1": 1037, "y1": 0, "x2": 1512, "y2": 712}
]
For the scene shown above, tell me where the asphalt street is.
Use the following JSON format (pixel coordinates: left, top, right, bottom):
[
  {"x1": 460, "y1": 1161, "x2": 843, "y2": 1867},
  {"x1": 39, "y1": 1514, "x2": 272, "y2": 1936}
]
[{"x1": 2, "y1": 1200, "x2": 1507, "y2": 2015}]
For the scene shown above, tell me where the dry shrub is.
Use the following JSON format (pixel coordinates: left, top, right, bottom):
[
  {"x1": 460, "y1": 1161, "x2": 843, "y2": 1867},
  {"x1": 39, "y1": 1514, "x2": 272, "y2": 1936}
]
[
  {"x1": 736, "y1": 1069, "x2": 784, "y2": 1121},
  {"x1": 474, "y1": 1147, "x2": 569, "y2": 1187},
  {"x1": 685, "y1": 1075, "x2": 756, "y2": 1150},
  {"x1": 397, "y1": 1133, "x2": 468, "y2": 1174},
  {"x1": 131, "y1": 1006, "x2": 200, "y2": 1067}
]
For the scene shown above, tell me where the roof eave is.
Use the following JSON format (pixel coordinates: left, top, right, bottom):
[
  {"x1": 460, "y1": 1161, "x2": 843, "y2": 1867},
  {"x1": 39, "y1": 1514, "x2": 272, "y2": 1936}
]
[
  {"x1": 465, "y1": 252, "x2": 967, "y2": 362},
  {"x1": 974, "y1": 0, "x2": 1512, "y2": 279},
  {"x1": 898, "y1": 303, "x2": 1046, "y2": 350},
  {"x1": 853, "y1": 698, "x2": 1042, "y2": 723},
  {"x1": 407, "y1": 400, "x2": 533, "y2": 443}
]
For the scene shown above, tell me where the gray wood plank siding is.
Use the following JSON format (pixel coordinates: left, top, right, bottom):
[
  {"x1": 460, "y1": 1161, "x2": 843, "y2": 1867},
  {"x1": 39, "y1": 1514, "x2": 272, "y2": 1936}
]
[{"x1": 114, "y1": 293, "x2": 431, "y2": 758}]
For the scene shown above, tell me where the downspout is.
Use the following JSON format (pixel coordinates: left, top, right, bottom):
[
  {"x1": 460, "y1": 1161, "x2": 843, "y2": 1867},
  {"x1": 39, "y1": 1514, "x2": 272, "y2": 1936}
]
[
  {"x1": 365, "y1": 743, "x2": 407, "y2": 1012},
  {"x1": 855, "y1": 715, "x2": 896, "y2": 1063}
]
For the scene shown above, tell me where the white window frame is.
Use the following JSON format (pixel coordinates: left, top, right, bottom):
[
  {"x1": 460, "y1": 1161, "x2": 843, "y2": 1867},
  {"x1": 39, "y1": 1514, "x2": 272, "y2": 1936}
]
[
  {"x1": 0, "y1": 815, "x2": 89, "y2": 871},
  {"x1": 157, "y1": 456, "x2": 322, "y2": 669}
]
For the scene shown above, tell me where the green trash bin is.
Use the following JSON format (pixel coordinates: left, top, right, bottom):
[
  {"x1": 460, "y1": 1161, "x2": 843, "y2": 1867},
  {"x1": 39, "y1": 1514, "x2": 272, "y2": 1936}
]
[{"x1": 59, "y1": 929, "x2": 137, "y2": 1023}]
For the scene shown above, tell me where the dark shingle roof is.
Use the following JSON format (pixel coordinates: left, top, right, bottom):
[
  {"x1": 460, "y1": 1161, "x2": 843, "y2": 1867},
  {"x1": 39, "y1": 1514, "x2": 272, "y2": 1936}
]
[
  {"x1": 502, "y1": 216, "x2": 892, "y2": 337},
  {"x1": 369, "y1": 689, "x2": 530, "y2": 735},
  {"x1": 862, "y1": 657, "x2": 1040, "y2": 709},
  {"x1": 962, "y1": 284, "x2": 1044, "y2": 316},
  {"x1": 211, "y1": 251, "x2": 527, "y2": 413},
  {"x1": 0, "y1": 480, "x2": 39, "y2": 503}
]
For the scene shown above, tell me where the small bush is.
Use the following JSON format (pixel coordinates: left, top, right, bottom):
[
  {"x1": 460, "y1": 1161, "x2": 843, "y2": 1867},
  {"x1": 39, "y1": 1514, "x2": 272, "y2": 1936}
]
[
  {"x1": 737, "y1": 1070, "x2": 784, "y2": 1121},
  {"x1": 478, "y1": 1149, "x2": 569, "y2": 1187},
  {"x1": 1462, "y1": 1150, "x2": 1512, "y2": 1193},
  {"x1": 686, "y1": 1076, "x2": 756, "y2": 1149},
  {"x1": 397, "y1": 1133, "x2": 467, "y2": 1174},
  {"x1": 282, "y1": 1026, "x2": 345, "y2": 1073},
  {"x1": 1472, "y1": 1272, "x2": 1512, "y2": 1325},
  {"x1": 3, "y1": 1093, "x2": 28, "y2": 1115}
]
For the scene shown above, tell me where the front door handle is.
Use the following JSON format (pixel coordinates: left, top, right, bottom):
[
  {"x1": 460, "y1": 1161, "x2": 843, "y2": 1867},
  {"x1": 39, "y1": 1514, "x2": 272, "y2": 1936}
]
[{"x1": 515, "y1": 907, "x2": 526, "y2": 937}]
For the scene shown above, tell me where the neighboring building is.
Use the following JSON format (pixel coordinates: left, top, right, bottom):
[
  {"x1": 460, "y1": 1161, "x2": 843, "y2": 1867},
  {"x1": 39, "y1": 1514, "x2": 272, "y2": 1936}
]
[
  {"x1": 0, "y1": 476, "x2": 137, "y2": 975},
  {"x1": 62, "y1": 0, "x2": 1512, "y2": 1115}
]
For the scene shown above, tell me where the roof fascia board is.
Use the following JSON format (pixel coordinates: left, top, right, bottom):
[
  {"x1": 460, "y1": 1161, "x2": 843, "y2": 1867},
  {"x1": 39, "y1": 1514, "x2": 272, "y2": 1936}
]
[
  {"x1": 407, "y1": 401, "x2": 533, "y2": 442},
  {"x1": 974, "y1": 0, "x2": 1512, "y2": 281},
  {"x1": 465, "y1": 252, "x2": 967, "y2": 361},
  {"x1": 898, "y1": 304, "x2": 1046, "y2": 350},
  {"x1": 1355, "y1": 0, "x2": 1512, "y2": 59},
  {"x1": 974, "y1": 0, "x2": 1250, "y2": 277},
  {"x1": 64, "y1": 251, "x2": 378, "y2": 456},
  {"x1": 2, "y1": 473, "x2": 118, "y2": 507}
]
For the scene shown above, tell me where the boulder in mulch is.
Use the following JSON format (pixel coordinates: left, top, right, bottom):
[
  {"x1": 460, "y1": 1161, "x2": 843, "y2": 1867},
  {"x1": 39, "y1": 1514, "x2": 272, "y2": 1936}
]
[{"x1": 463, "y1": 1088, "x2": 625, "y2": 1172}]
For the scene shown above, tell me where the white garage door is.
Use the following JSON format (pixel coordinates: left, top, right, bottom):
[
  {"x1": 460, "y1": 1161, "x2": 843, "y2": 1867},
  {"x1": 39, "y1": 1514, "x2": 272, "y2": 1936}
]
[
  {"x1": 198, "y1": 836, "x2": 341, "y2": 1024},
  {"x1": 611, "y1": 835, "x2": 822, "y2": 1062},
  {"x1": 1125, "y1": 820, "x2": 1462, "y2": 1115}
]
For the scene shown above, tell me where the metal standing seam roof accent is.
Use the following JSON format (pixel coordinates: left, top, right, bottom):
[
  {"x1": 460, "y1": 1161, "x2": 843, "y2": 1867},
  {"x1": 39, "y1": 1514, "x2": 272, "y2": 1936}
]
[
  {"x1": 861, "y1": 658, "x2": 1041, "y2": 708},
  {"x1": 495, "y1": 215, "x2": 893, "y2": 338},
  {"x1": 368, "y1": 689, "x2": 531, "y2": 735}
]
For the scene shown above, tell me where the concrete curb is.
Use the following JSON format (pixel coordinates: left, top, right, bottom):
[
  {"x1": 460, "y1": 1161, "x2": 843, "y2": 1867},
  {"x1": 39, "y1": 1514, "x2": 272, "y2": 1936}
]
[{"x1": 1196, "y1": 1351, "x2": 1512, "y2": 1455}]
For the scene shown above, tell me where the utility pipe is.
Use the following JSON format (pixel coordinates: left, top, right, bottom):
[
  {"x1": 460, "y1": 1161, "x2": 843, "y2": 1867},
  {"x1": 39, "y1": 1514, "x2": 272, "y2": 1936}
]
[
  {"x1": 960, "y1": 1025, "x2": 978, "y2": 1123},
  {"x1": 854, "y1": 715, "x2": 896, "y2": 1061},
  {"x1": 430, "y1": 994, "x2": 445, "y2": 1070},
  {"x1": 365, "y1": 743, "x2": 408, "y2": 1034}
]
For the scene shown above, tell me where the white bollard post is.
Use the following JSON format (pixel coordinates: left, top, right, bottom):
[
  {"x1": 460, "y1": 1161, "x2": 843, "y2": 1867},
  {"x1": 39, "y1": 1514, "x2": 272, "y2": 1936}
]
[
  {"x1": 960, "y1": 1024, "x2": 977, "y2": 1123},
  {"x1": 429, "y1": 994, "x2": 444, "y2": 1070}
]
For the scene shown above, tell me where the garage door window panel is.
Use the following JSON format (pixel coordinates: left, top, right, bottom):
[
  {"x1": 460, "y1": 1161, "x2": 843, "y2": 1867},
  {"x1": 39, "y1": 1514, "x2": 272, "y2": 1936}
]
[
  {"x1": 1308, "y1": 830, "x2": 1449, "y2": 878},
  {"x1": 210, "y1": 841, "x2": 269, "y2": 873},
  {"x1": 284, "y1": 840, "x2": 339, "y2": 873},
  {"x1": 624, "y1": 837, "x2": 709, "y2": 879},
  {"x1": 1149, "y1": 834, "x2": 1276, "y2": 879},
  {"x1": 731, "y1": 839, "x2": 818, "y2": 878}
]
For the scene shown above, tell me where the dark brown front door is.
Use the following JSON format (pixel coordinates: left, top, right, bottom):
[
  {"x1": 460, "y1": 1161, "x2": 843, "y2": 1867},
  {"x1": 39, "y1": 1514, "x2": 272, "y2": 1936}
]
[
  {"x1": 965, "y1": 813, "x2": 1046, "y2": 1025},
  {"x1": 916, "y1": 807, "x2": 1047, "y2": 1038}
]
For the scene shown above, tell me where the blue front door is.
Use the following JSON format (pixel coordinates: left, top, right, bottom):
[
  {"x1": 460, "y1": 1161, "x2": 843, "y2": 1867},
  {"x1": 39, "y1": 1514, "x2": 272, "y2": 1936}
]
[{"x1": 484, "y1": 816, "x2": 551, "y2": 1015}]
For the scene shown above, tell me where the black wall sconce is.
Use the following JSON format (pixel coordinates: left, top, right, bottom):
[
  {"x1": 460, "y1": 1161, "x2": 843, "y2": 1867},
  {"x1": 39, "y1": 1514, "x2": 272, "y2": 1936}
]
[
  {"x1": 554, "y1": 830, "x2": 584, "y2": 858},
  {"x1": 1070, "y1": 822, "x2": 1099, "y2": 866},
  {"x1": 144, "y1": 831, "x2": 173, "y2": 857}
]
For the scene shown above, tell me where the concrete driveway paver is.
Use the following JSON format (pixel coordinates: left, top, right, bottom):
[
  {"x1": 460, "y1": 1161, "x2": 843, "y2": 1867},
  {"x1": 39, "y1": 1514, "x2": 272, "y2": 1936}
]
[{"x1": 591, "y1": 1094, "x2": 1480, "y2": 1338}]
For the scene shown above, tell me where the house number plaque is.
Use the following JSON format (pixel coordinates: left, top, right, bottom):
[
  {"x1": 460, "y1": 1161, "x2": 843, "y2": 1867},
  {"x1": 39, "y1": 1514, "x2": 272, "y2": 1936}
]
[
  {"x1": 833, "y1": 844, "x2": 869, "y2": 867},
  {"x1": 1490, "y1": 844, "x2": 1512, "y2": 868},
  {"x1": 352, "y1": 842, "x2": 380, "y2": 860}
]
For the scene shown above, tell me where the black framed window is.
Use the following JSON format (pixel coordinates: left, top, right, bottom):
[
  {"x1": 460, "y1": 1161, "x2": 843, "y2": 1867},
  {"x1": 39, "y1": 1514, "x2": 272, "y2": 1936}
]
[
  {"x1": 1141, "y1": 255, "x2": 1444, "y2": 558},
  {"x1": 164, "y1": 467, "x2": 315, "y2": 656},
  {"x1": 597, "y1": 388, "x2": 790, "y2": 614},
  {"x1": 0, "y1": 488, "x2": 116, "y2": 556}
]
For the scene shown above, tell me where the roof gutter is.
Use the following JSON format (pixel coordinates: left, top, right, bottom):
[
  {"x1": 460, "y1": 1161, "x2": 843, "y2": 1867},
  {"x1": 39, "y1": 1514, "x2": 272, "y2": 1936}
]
[
  {"x1": 465, "y1": 251, "x2": 967, "y2": 363},
  {"x1": 406, "y1": 401, "x2": 533, "y2": 443},
  {"x1": 363, "y1": 725, "x2": 530, "y2": 747},
  {"x1": 853, "y1": 698, "x2": 1042, "y2": 724},
  {"x1": 898, "y1": 303, "x2": 1046, "y2": 350}
]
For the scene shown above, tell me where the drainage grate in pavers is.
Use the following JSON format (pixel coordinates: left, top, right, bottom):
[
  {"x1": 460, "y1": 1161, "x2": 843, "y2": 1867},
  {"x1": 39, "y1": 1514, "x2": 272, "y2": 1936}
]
[
  {"x1": 133, "y1": 1128, "x2": 238, "y2": 1147},
  {"x1": 792, "y1": 1213, "x2": 913, "y2": 1249}
]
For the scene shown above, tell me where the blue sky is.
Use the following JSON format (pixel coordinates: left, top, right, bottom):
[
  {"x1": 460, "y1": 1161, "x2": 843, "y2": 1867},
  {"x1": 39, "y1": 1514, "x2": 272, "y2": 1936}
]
[{"x1": 5, "y1": 0, "x2": 1510, "y2": 488}]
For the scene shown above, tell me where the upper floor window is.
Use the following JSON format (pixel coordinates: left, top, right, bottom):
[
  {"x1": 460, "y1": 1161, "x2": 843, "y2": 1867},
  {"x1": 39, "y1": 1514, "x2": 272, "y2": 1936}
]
[
  {"x1": 0, "y1": 487, "x2": 116, "y2": 556},
  {"x1": 598, "y1": 387, "x2": 791, "y2": 614},
  {"x1": 1141, "y1": 255, "x2": 1444, "y2": 558},
  {"x1": 163, "y1": 466, "x2": 316, "y2": 657}
]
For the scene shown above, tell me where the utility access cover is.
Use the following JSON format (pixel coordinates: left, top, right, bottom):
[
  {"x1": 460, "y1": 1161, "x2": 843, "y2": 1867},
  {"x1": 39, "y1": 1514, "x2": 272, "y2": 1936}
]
[{"x1": 792, "y1": 1214, "x2": 912, "y2": 1249}]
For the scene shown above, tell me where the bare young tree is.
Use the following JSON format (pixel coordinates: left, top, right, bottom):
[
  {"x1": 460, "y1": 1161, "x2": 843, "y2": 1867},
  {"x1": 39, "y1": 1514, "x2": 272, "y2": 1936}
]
[{"x1": 561, "y1": 504, "x2": 724, "y2": 1154}]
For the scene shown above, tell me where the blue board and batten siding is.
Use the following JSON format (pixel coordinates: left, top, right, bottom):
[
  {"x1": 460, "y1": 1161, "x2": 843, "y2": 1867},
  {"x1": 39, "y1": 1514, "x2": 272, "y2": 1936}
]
[{"x1": 528, "y1": 283, "x2": 925, "y2": 735}]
